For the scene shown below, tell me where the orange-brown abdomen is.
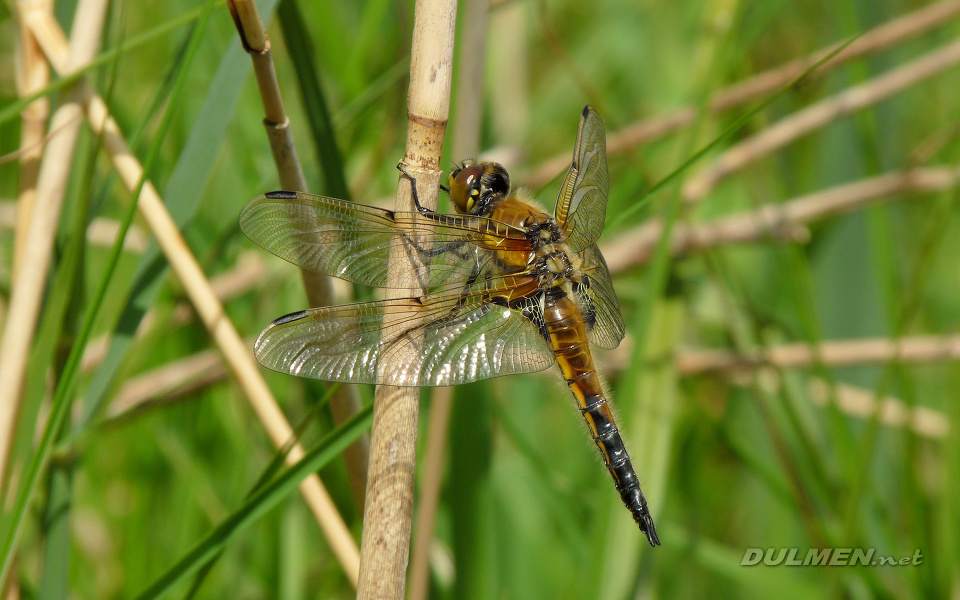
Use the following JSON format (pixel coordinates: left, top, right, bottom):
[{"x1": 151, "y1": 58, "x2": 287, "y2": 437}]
[{"x1": 543, "y1": 289, "x2": 660, "y2": 545}]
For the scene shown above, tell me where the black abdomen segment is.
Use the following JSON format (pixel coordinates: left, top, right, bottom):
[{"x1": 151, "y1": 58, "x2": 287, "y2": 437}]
[
  {"x1": 578, "y1": 392, "x2": 659, "y2": 546},
  {"x1": 543, "y1": 291, "x2": 660, "y2": 546}
]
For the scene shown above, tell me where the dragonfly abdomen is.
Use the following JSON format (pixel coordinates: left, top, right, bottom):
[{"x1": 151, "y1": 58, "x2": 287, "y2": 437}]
[{"x1": 543, "y1": 290, "x2": 660, "y2": 546}]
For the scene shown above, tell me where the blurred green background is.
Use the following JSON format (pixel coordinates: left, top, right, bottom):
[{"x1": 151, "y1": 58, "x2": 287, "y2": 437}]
[{"x1": 1, "y1": 0, "x2": 958, "y2": 598}]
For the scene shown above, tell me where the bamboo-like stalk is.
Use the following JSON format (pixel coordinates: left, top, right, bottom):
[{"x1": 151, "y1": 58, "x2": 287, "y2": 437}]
[
  {"x1": 408, "y1": 1, "x2": 488, "y2": 593},
  {"x1": 0, "y1": 203, "x2": 149, "y2": 252},
  {"x1": 521, "y1": 0, "x2": 960, "y2": 188},
  {"x1": 227, "y1": 0, "x2": 370, "y2": 511},
  {"x1": 13, "y1": 0, "x2": 53, "y2": 283},
  {"x1": 23, "y1": 10, "x2": 361, "y2": 586},
  {"x1": 406, "y1": 387, "x2": 453, "y2": 600},
  {"x1": 674, "y1": 333, "x2": 960, "y2": 373},
  {"x1": 356, "y1": 0, "x2": 457, "y2": 597},
  {"x1": 601, "y1": 165, "x2": 960, "y2": 273},
  {"x1": 0, "y1": 0, "x2": 108, "y2": 496},
  {"x1": 807, "y1": 379, "x2": 949, "y2": 440},
  {"x1": 98, "y1": 325, "x2": 958, "y2": 448},
  {"x1": 79, "y1": 253, "x2": 266, "y2": 374},
  {"x1": 682, "y1": 38, "x2": 960, "y2": 203}
]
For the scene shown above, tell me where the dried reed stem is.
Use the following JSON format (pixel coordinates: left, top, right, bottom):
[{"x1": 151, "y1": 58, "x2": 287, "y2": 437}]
[
  {"x1": 104, "y1": 325, "x2": 960, "y2": 452},
  {"x1": 228, "y1": 0, "x2": 370, "y2": 514},
  {"x1": 79, "y1": 253, "x2": 266, "y2": 373},
  {"x1": 24, "y1": 10, "x2": 361, "y2": 585},
  {"x1": 807, "y1": 379, "x2": 949, "y2": 440},
  {"x1": 406, "y1": 389, "x2": 453, "y2": 600},
  {"x1": 13, "y1": 0, "x2": 53, "y2": 283},
  {"x1": 0, "y1": 0, "x2": 107, "y2": 494},
  {"x1": 522, "y1": 0, "x2": 960, "y2": 188},
  {"x1": 356, "y1": 0, "x2": 457, "y2": 596},
  {"x1": 407, "y1": 1, "x2": 487, "y2": 594},
  {"x1": 683, "y1": 38, "x2": 960, "y2": 203},
  {"x1": 676, "y1": 333, "x2": 960, "y2": 374},
  {"x1": 601, "y1": 165, "x2": 960, "y2": 273},
  {"x1": 104, "y1": 346, "x2": 228, "y2": 423},
  {"x1": 0, "y1": 204, "x2": 149, "y2": 252}
]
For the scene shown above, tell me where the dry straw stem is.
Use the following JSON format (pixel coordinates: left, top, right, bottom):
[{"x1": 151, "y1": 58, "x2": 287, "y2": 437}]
[
  {"x1": 0, "y1": 203, "x2": 149, "y2": 252},
  {"x1": 596, "y1": 337, "x2": 952, "y2": 439},
  {"x1": 676, "y1": 333, "x2": 960, "y2": 374},
  {"x1": 807, "y1": 379, "x2": 949, "y2": 440},
  {"x1": 100, "y1": 327, "x2": 957, "y2": 453},
  {"x1": 683, "y1": 37, "x2": 960, "y2": 203},
  {"x1": 356, "y1": 0, "x2": 457, "y2": 597},
  {"x1": 408, "y1": 0, "x2": 490, "y2": 594},
  {"x1": 0, "y1": 0, "x2": 108, "y2": 494},
  {"x1": 23, "y1": 10, "x2": 361, "y2": 585},
  {"x1": 522, "y1": 0, "x2": 960, "y2": 189},
  {"x1": 103, "y1": 346, "x2": 230, "y2": 424},
  {"x1": 601, "y1": 165, "x2": 960, "y2": 273},
  {"x1": 13, "y1": 0, "x2": 53, "y2": 282},
  {"x1": 79, "y1": 253, "x2": 267, "y2": 374},
  {"x1": 406, "y1": 388, "x2": 453, "y2": 600},
  {"x1": 227, "y1": 0, "x2": 370, "y2": 511}
]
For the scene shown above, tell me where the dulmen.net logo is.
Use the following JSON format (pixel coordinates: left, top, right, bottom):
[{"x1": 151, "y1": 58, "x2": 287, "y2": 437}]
[{"x1": 741, "y1": 548, "x2": 924, "y2": 567}]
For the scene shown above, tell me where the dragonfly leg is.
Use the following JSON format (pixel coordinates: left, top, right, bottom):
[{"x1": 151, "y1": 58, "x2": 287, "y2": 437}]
[{"x1": 396, "y1": 160, "x2": 436, "y2": 215}]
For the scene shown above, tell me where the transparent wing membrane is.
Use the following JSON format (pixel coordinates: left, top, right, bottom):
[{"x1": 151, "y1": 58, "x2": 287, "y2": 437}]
[
  {"x1": 255, "y1": 291, "x2": 555, "y2": 387},
  {"x1": 239, "y1": 191, "x2": 530, "y2": 294},
  {"x1": 554, "y1": 106, "x2": 610, "y2": 251},
  {"x1": 575, "y1": 244, "x2": 625, "y2": 349}
]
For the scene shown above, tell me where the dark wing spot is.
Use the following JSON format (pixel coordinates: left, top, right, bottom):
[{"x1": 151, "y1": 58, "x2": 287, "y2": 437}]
[
  {"x1": 272, "y1": 310, "x2": 309, "y2": 325},
  {"x1": 265, "y1": 190, "x2": 299, "y2": 200}
]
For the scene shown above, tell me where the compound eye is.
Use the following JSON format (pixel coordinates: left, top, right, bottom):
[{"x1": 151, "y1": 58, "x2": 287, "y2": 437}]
[{"x1": 449, "y1": 163, "x2": 485, "y2": 214}]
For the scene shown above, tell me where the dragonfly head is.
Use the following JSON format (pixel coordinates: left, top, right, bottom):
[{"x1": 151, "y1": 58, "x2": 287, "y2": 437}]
[{"x1": 448, "y1": 160, "x2": 510, "y2": 216}]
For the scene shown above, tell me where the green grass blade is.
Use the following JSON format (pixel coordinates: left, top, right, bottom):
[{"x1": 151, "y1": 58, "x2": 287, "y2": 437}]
[
  {"x1": 277, "y1": 0, "x2": 351, "y2": 200},
  {"x1": 610, "y1": 33, "x2": 863, "y2": 228},
  {"x1": 134, "y1": 404, "x2": 372, "y2": 600},
  {"x1": 77, "y1": 0, "x2": 283, "y2": 427},
  {"x1": 0, "y1": 2, "x2": 217, "y2": 587},
  {"x1": 0, "y1": 4, "x2": 214, "y2": 127}
]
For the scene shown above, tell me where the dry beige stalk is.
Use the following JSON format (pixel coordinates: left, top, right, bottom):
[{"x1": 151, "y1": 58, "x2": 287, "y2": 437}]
[
  {"x1": 676, "y1": 334, "x2": 960, "y2": 374},
  {"x1": 807, "y1": 380, "x2": 949, "y2": 440},
  {"x1": 227, "y1": 0, "x2": 370, "y2": 515},
  {"x1": 601, "y1": 166, "x2": 960, "y2": 273},
  {"x1": 23, "y1": 9, "x2": 361, "y2": 586},
  {"x1": 13, "y1": 0, "x2": 53, "y2": 282},
  {"x1": 79, "y1": 252, "x2": 267, "y2": 374},
  {"x1": 522, "y1": 0, "x2": 960, "y2": 189},
  {"x1": 683, "y1": 38, "x2": 960, "y2": 203},
  {"x1": 408, "y1": 0, "x2": 489, "y2": 594},
  {"x1": 406, "y1": 388, "x2": 453, "y2": 600},
  {"x1": 0, "y1": 203, "x2": 148, "y2": 253},
  {"x1": 0, "y1": 0, "x2": 108, "y2": 495},
  {"x1": 356, "y1": 0, "x2": 457, "y2": 597}
]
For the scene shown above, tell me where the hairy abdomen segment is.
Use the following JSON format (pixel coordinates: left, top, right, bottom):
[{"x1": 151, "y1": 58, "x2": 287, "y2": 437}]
[{"x1": 543, "y1": 290, "x2": 660, "y2": 546}]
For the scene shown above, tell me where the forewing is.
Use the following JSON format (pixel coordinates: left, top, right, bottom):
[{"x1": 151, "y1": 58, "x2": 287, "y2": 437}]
[
  {"x1": 239, "y1": 191, "x2": 529, "y2": 292},
  {"x1": 254, "y1": 287, "x2": 556, "y2": 387},
  {"x1": 554, "y1": 106, "x2": 610, "y2": 251},
  {"x1": 573, "y1": 244, "x2": 624, "y2": 349}
]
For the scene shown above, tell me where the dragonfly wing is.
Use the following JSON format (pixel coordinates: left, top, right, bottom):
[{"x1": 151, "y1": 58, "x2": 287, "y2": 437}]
[
  {"x1": 254, "y1": 289, "x2": 556, "y2": 387},
  {"x1": 554, "y1": 106, "x2": 610, "y2": 252},
  {"x1": 240, "y1": 191, "x2": 528, "y2": 292},
  {"x1": 574, "y1": 244, "x2": 625, "y2": 349}
]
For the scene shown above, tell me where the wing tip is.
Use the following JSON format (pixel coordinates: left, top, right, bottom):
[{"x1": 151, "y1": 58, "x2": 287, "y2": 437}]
[{"x1": 581, "y1": 105, "x2": 592, "y2": 118}]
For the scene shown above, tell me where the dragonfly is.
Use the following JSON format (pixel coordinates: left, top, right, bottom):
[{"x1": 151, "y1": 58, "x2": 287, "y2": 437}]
[{"x1": 239, "y1": 106, "x2": 660, "y2": 546}]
